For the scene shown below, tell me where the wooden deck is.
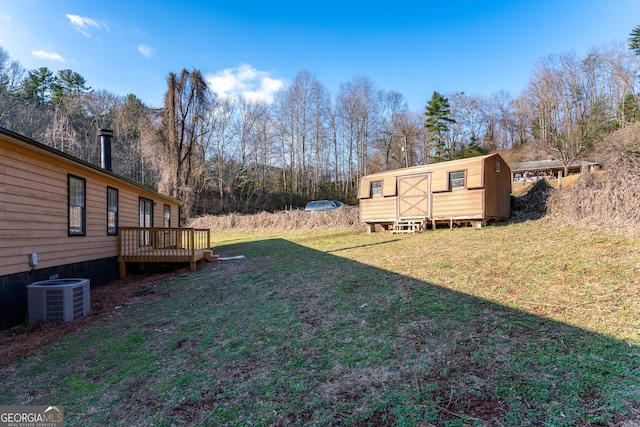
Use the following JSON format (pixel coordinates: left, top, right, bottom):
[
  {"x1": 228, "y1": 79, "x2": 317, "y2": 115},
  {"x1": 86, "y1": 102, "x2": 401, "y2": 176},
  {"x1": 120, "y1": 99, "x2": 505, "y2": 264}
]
[{"x1": 118, "y1": 227, "x2": 215, "y2": 278}]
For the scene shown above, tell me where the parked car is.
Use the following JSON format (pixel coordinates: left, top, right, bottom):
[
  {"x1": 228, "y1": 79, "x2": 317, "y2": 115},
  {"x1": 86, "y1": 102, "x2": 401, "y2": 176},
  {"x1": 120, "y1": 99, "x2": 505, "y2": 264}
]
[{"x1": 304, "y1": 200, "x2": 343, "y2": 212}]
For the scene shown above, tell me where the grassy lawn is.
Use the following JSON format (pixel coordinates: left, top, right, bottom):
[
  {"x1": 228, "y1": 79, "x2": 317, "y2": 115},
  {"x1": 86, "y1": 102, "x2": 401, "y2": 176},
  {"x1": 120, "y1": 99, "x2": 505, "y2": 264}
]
[{"x1": 1, "y1": 221, "x2": 639, "y2": 426}]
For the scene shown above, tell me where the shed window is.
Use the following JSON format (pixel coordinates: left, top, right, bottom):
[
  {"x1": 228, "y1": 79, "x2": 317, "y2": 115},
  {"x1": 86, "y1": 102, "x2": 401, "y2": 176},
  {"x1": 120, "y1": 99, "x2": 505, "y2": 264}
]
[
  {"x1": 371, "y1": 180, "x2": 383, "y2": 197},
  {"x1": 107, "y1": 187, "x2": 119, "y2": 235},
  {"x1": 449, "y1": 171, "x2": 466, "y2": 190},
  {"x1": 496, "y1": 158, "x2": 501, "y2": 173},
  {"x1": 68, "y1": 175, "x2": 86, "y2": 235}
]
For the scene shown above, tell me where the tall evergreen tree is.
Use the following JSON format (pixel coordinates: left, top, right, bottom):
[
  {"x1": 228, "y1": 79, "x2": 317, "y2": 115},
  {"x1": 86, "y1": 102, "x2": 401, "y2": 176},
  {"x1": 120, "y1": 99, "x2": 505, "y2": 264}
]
[
  {"x1": 51, "y1": 69, "x2": 91, "y2": 104},
  {"x1": 424, "y1": 91, "x2": 455, "y2": 161},
  {"x1": 629, "y1": 25, "x2": 640, "y2": 56},
  {"x1": 22, "y1": 67, "x2": 54, "y2": 104}
]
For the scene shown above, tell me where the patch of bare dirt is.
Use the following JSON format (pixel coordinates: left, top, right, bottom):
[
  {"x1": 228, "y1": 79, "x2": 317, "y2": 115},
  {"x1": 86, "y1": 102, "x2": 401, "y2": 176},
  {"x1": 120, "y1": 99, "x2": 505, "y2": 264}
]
[{"x1": 0, "y1": 266, "x2": 198, "y2": 368}]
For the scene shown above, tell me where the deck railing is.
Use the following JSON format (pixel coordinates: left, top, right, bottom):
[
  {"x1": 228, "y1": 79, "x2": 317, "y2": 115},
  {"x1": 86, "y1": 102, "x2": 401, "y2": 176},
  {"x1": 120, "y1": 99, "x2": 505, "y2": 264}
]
[{"x1": 118, "y1": 227, "x2": 211, "y2": 259}]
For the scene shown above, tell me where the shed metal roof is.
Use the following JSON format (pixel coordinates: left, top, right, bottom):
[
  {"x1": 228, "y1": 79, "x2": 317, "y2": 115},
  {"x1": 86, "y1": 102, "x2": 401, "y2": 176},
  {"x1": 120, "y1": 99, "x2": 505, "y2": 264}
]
[{"x1": 511, "y1": 159, "x2": 598, "y2": 172}]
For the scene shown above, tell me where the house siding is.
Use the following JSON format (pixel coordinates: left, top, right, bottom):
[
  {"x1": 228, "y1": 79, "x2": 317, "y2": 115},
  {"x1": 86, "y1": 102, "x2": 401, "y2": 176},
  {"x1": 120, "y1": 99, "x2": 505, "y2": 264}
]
[
  {"x1": 0, "y1": 127, "x2": 181, "y2": 330},
  {"x1": 1, "y1": 133, "x2": 180, "y2": 277}
]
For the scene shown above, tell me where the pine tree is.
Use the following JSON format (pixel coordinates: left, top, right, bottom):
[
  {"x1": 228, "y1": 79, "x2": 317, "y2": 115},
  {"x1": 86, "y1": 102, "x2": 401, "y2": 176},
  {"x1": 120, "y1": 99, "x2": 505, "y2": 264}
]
[
  {"x1": 51, "y1": 69, "x2": 91, "y2": 105},
  {"x1": 424, "y1": 91, "x2": 455, "y2": 161},
  {"x1": 22, "y1": 67, "x2": 54, "y2": 104},
  {"x1": 629, "y1": 25, "x2": 640, "y2": 56}
]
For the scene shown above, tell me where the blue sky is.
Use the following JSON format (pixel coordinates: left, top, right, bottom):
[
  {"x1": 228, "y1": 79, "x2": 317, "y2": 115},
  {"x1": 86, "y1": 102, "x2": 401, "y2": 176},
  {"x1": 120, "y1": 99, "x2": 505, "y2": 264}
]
[{"x1": 1, "y1": 0, "x2": 639, "y2": 112}]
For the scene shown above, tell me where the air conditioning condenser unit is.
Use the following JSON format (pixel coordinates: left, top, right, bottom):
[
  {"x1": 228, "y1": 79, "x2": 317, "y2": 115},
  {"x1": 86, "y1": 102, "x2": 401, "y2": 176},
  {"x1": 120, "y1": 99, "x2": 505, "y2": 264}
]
[{"x1": 27, "y1": 278, "x2": 90, "y2": 323}]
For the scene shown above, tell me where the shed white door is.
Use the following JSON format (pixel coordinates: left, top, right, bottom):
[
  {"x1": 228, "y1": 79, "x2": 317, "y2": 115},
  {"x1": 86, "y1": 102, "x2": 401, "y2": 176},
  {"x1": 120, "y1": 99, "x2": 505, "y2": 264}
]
[{"x1": 397, "y1": 173, "x2": 431, "y2": 218}]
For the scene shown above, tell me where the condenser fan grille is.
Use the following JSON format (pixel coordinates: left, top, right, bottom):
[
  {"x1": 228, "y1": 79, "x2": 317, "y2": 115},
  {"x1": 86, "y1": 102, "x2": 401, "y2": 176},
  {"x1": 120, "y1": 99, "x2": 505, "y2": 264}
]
[
  {"x1": 72, "y1": 285, "x2": 85, "y2": 318},
  {"x1": 45, "y1": 289, "x2": 64, "y2": 321}
]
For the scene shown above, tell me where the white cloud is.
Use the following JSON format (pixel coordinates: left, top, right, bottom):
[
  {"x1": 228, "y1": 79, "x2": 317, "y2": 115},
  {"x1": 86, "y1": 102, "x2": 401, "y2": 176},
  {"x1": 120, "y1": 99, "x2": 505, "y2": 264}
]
[
  {"x1": 32, "y1": 50, "x2": 65, "y2": 62},
  {"x1": 137, "y1": 44, "x2": 154, "y2": 58},
  {"x1": 206, "y1": 64, "x2": 285, "y2": 104},
  {"x1": 66, "y1": 14, "x2": 108, "y2": 37}
]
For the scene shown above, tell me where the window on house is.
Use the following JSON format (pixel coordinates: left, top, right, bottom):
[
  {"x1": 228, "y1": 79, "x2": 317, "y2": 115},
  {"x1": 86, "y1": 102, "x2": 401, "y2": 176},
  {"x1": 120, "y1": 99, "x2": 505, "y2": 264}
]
[
  {"x1": 449, "y1": 171, "x2": 466, "y2": 190},
  {"x1": 164, "y1": 204, "x2": 171, "y2": 227},
  {"x1": 371, "y1": 180, "x2": 383, "y2": 197},
  {"x1": 139, "y1": 198, "x2": 154, "y2": 228},
  {"x1": 496, "y1": 158, "x2": 501, "y2": 173},
  {"x1": 139, "y1": 197, "x2": 154, "y2": 246},
  {"x1": 68, "y1": 175, "x2": 86, "y2": 235},
  {"x1": 107, "y1": 187, "x2": 118, "y2": 235}
]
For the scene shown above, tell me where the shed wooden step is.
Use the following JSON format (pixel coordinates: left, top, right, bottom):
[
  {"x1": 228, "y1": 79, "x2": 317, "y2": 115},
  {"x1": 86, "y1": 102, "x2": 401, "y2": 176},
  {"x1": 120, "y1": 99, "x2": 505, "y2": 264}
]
[{"x1": 391, "y1": 219, "x2": 425, "y2": 234}]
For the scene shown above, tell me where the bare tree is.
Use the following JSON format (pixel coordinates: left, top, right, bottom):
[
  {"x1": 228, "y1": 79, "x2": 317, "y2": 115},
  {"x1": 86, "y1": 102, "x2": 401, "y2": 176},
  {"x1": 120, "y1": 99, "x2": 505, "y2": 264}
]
[
  {"x1": 337, "y1": 76, "x2": 380, "y2": 193},
  {"x1": 41, "y1": 106, "x2": 79, "y2": 155},
  {"x1": 273, "y1": 69, "x2": 331, "y2": 202},
  {"x1": 508, "y1": 95, "x2": 534, "y2": 148},
  {"x1": 114, "y1": 94, "x2": 158, "y2": 185},
  {"x1": 0, "y1": 47, "x2": 26, "y2": 126},
  {"x1": 484, "y1": 91, "x2": 527, "y2": 150},
  {"x1": 309, "y1": 78, "x2": 331, "y2": 198},
  {"x1": 156, "y1": 68, "x2": 213, "y2": 218},
  {"x1": 583, "y1": 43, "x2": 639, "y2": 127},
  {"x1": 377, "y1": 90, "x2": 408, "y2": 170},
  {"x1": 229, "y1": 97, "x2": 269, "y2": 211},
  {"x1": 524, "y1": 54, "x2": 614, "y2": 175},
  {"x1": 273, "y1": 87, "x2": 296, "y2": 203},
  {"x1": 394, "y1": 111, "x2": 424, "y2": 167},
  {"x1": 287, "y1": 70, "x2": 314, "y2": 197},
  {"x1": 446, "y1": 92, "x2": 488, "y2": 157},
  {"x1": 208, "y1": 97, "x2": 237, "y2": 212}
]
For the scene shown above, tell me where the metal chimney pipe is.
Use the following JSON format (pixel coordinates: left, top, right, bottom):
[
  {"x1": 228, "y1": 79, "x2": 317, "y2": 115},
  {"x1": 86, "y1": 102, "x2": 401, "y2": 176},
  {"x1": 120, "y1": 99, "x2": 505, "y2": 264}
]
[{"x1": 99, "y1": 129, "x2": 113, "y2": 172}]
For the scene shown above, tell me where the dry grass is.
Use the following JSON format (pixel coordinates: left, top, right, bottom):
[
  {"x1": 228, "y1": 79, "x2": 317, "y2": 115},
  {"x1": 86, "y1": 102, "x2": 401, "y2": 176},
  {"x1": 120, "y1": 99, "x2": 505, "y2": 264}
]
[
  {"x1": 188, "y1": 207, "x2": 360, "y2": 232},
  {"x1": 511, "y1": 174, "x2": 581, "y2": 197},
  {"x1": 547, "y1": 151, "x2": 640, "y2": 234}
]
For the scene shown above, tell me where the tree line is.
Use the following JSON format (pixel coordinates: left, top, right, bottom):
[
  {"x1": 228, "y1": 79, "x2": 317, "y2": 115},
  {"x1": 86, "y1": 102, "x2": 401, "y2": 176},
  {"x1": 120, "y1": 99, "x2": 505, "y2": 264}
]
[{"x1": 0, "y1": 37, "x2": 639, "y2": 217}]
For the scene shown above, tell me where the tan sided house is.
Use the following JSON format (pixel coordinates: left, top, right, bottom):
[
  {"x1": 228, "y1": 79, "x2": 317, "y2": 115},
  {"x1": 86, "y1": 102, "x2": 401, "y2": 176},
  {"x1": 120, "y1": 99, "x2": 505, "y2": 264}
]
[
  {"x1": 358, "y1": 153, "x2": 511, "y2": 233},
  {"x1": 0, "y1": 127, "x2": 212, "y2": 330}
]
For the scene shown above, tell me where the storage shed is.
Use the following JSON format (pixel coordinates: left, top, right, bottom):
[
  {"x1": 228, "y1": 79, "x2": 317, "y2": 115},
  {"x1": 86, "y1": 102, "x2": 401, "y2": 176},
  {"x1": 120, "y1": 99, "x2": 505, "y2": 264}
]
[{"x1": 358, "y1": 153, "x2": 511, "y2": 233}]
